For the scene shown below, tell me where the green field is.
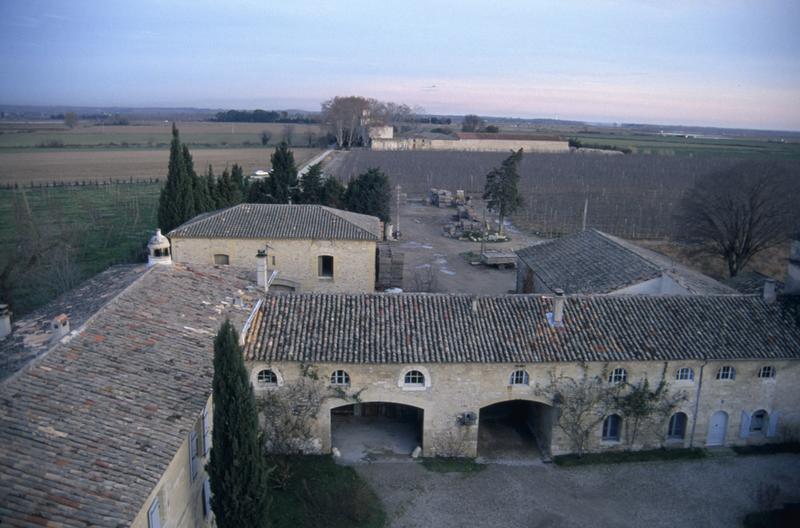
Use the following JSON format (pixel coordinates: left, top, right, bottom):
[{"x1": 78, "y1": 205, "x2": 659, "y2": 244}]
[{"x1": 0, "y1": 183, "x2": 161, "y2": 314}]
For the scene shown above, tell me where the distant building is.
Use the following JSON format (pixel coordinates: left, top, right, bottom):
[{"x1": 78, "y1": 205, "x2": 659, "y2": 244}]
[
  {"x1": 371, "y1": 131, "x2": 570, "y2": 153},
  {"x1": 515, "y1": 229, "x2": 736, "y2": 295},
  {"x1": 168, "y1": 204, "x2": 382, "y2": 293}
]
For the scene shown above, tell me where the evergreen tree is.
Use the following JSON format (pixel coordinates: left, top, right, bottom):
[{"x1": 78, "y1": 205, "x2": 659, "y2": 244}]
[
  {"x1": 320, "y1": 177, "x2": 346, "y2": 208},
  {"x1": 231, "y1": 163, "x2": 248, "y2": 200},
  {"x1": 207, "y1": 320, "x2": 270, "y2": 528},
  {"x1": 299, "y1": 162, "x2": 323, "y2": 204},
  {"x1": 205, "y1": 165, "x2": 220, "y2": 210},
  {"x1": 157, "y1": 123, "x2": 196, "y2": 232},
  {"x1": 343, "y1": 168, "x2": 391, "y2": 222},
  {"x1": 246, "y1": 178, "x2": 273, "y2": 204},
  {"x1": 483, "y1": 148, "x2": 524, "y2": 236},
  {"x1": 184, "y1": 144, "x2": 212, "y2": 213},
  {"x1": 217, "y1": 168, "x2": 238, "y2": 208},
  {"x1": 269, "y1": 142, "x2": 298, "y2": 203}
]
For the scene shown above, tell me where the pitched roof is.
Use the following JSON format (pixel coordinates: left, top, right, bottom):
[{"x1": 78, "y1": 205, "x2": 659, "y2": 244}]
[
  {"x1": 0, "y1": 264, "x2": 146, "y2": 381},
  {"x1": 243, "y1": 293, "x2": 800, "y2": 364},
  {"x1": 723, "y1": 271, "x2": 784, "y2": 295},
  {"x1": 168, "y1": 204, "x2": 381, "y2": 241},
  {"x1": 0, "y1": 264, "x2": 258, "y2": 527},
  {"x1": 516, "y1": 230, "x2": 735, "y2": 295}
]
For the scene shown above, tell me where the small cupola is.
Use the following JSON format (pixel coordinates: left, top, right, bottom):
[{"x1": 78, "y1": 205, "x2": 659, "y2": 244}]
[
  {"x1": 51, "y1": 313, "x2": 70, "y2": 344},
  {"x1": 147, "y1": 229, "x2": 172, "y2": 267}
]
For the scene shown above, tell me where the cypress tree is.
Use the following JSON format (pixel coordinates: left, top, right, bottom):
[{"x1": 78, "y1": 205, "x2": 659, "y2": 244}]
[
  {"x1": 299, "y1": 162, "x2": 323, "y2": 204},
  {"x1": 231, "y1": 163, "x2": 247, "y2": 202},
  {"x1": 320, "y1": 177, "x2": 346, "y2": 209},
  {"x1": 246, "y1": 178, "x2": 273, "y2": 204},
  {"x1": 217, "y1": 168, "x2": 237, "y2": 208},
  {"x1": 207, "y1": 320, "x2": 270, "y2": 528},
  {"x1": 205, "y1": 165, "x2": 220, "y2": 210},
  {"x1": 269, "y1": 142, "x2": 297, "y2": 204},
  {"x1": 157, "y1": 123, "x2": 196, "y2": 232},
  {"x1": 185, "y1": 144, "x2": 212, "y2": 213},
  {"x1": 343, "y1": 167, "x2": 391, "y2": 221}
]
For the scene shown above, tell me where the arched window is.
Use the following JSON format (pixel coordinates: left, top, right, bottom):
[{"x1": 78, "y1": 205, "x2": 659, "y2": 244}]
[
  {"x1": 602, "y1": 414, "x2": 621, "y2": 441},
  {"x1": 330, "y1": 370, "x2": 350, "y2": 386},
  {"x1": 256, "y1": 369, "x2": 278, "y2": 386},
  {"x1": 750, "y1": 410, "x2": 768, "y2": 433},
  {"x1": 608, "y1": 368, "x2": 627, "y2": 384},
  {"x1": 667, "y1": 412, "x2": 688, "y2": 439},
  {"x1": 715, "y1": 366, "x2": 736, "y2": 380},
  {"x1": 758, "y1": 366, "x2": 776, "y2": 379},
  {"x1": 404, "y1": 370, "x2": 425, "y2": 387},
  {"x1": 675, "y1": 367, "x2": 694, "y2": 381},
  {"x1": 509, "y1": 369, "x2": 530, "y2": 386}
]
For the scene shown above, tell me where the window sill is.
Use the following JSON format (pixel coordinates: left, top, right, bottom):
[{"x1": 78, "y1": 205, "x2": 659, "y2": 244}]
[
  {"x1": 401, "y1": 385, "x2": 427, "y2": 392},
  {"x1": 318, "y1": 277, "x2": 334, "y2": 281}
]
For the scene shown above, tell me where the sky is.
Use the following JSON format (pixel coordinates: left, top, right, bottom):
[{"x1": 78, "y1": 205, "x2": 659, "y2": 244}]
[{"x1": 1, "y1": 0, "x2": 799, "y2": 130}]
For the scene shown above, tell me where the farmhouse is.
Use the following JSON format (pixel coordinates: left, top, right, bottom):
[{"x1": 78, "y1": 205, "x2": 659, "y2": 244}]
[
  {"x1": 516, "y1": 229, "x2": 737, "y2": 295},
  {"x1": 370, "y1": 130, "x2": 570, "y2": 153},
  {"x1": 168, "y1": 203, "x2": 382, "y2": 293}
]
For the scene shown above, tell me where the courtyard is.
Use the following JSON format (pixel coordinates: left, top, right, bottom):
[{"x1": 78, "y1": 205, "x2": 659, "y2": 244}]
[{"x1": 354, "y1": 453, "x2": 800, "y2": 528}]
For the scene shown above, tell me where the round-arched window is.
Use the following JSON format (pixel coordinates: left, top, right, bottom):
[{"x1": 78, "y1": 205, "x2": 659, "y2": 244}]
[
  {"x1": 404, "y1": 370, "x2": 425, "y2": 387},
  {"x1": 257, "y1": 369, "x2": 278, "y2": 386},
  {"x1": 510, "y1": 369, "x2": 530, "y2": 386},
  {"x1": 608, "y1": 368, "x2": 627, "y2": 384},
  {"x1": 330, "y1": 370, "x2": 351, "y2": 386}
]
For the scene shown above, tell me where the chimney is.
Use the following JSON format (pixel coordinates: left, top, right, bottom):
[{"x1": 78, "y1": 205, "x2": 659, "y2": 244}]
[
  {"x1": 763, "y1": 279, "x2": 777, "y2": 304},
  {"x1": 786, "y1": 237, "x2": 800, "y2": 295},
  {"x1": 553, "y1": 288, "x2": 565, "y2": 325},
  {"x1": 147, "y1": 228, "x2": 172, "y2": 267},
  {"x1": 51, "y1": 314, "x2": 70, "y2": 344},
  {"x1": 0, "y1": 304, "x2": 11, "y2": 340},
  {"x1": 256, "y1": 250, "x2": 269, "y2": 292}
]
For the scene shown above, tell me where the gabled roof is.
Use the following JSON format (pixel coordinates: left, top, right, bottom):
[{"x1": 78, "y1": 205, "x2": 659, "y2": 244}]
[
  {"x1": 243, "y1": 293, "x2": 800, "y2": 364},
  {"x1": 723, "y1": 271, "x2": 784, "y2": 295},
  {"x1": 0, "y1": 264, "x2": 257, "y2": 527},
  {"x1": 516, "y1": 229, "x2": 735, "y2": 295},
  {"x1": 168, "y1": 204, "x2": 381, "y2": 241}
]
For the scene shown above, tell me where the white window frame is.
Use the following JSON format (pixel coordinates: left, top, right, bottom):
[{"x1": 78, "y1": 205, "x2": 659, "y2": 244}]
[
  {"x1": 716, "y1": 366, "x2": 736, "y2": 380},
  {"x1": 602, "y1": 414, "x2": 621, "y2": 441},
  {"x1": 675, "y1": 367, "x2": 694, "y2": 381},
  {"x1": 257, "y1": 369, "x2": 278, "y2": 386},
  {"x1": 330, "y1": 370, "x2": 351, "y2": 386},
  {"x1": 757, "y1": 366, "x2": 775, "y2": 379},
  {"x1": 398, "y1": 366, "x2": 431, "y2": 391},
  {"x1": 509, "y1": 369, "x2": 530, "y2": 386},
  {"x1": 608, "y1": 368, "x2": 627, "y2": 384}
]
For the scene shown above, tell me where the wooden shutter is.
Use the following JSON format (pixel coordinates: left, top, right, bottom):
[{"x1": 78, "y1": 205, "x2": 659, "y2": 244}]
[
  {"x1": 189, "y1": 431, "x2": 198, "y2": 480},
  {"x1": 202, "y1": 407, "x2": 210, "y2": 455},
  {"x1": 767, "y1": 411, "x2": 780, "y2": 438},
  {"x1": 739, "y1": 411, "x2": 750, "y2": 438},
  {"x1": 203, "y1": 478, "x2": 212, "y2": 518}
]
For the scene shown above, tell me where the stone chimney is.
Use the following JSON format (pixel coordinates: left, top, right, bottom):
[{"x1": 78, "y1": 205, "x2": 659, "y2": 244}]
[
  {"x1": 553, "y1": 288, "x2": 565, "y2": 325},
  {"x1": 786, "y1": 236, "x2": 800, "y2": 295},
  {"x1": 147, "y1": 229, "x2": 172, "y2": 267},
  {"x1": 51, "y1": 314, "x2": 70, "y2": 344},
  {"x1": 0, "y1": 304, "x2": 11, "y2": 340},
  {"x1": 763, "y1": 279, "x2": 777, "y2": 304},
  {"x1": 256, "y1": 249, "x2": 269, "y2": 292}
]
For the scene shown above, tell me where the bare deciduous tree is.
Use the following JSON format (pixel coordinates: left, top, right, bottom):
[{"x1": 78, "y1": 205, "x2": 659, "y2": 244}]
[
  {"x1": 257, "y1": 375, "x2": 323, "y2": 454},
  {"x1": 679, "y1": 161, "x2": 796, "y2": 277}
]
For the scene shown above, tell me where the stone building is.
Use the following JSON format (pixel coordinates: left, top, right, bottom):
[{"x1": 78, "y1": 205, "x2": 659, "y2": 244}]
[
  {"x1": 169, "y1": 203, "x2": 382, "y2": 293},
  {"x1": 242, "y1": 291, "x2": 800, "y2": 459},
  {"x1": 516, "y1": 229, "x2": 736, "y2": 295}
]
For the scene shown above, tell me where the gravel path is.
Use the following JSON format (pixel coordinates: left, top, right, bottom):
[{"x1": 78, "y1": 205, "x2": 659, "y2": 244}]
[{"x1": 355, "y1": 454, "x2": 800, "y2": 528}]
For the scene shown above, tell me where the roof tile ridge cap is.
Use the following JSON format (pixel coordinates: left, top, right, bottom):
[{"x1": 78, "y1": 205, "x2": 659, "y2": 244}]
[{"x1": 0, "y1": 264, "x2": 155, "y2": 388}]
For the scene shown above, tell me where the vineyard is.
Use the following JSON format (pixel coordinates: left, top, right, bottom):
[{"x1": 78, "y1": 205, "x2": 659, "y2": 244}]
[{"x1": 327, "y1": 150, "x2": 800, "y2": 239}]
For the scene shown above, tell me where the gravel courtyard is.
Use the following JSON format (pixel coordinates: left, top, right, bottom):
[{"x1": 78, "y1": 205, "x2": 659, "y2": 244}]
[{"x1": 354, "y1": 454, "x2": 800, "y2": 528}]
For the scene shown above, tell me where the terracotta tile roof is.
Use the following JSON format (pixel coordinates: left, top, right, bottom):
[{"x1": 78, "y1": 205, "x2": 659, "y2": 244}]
[
  {"x1": 244, "y1": 293, "x2": 800, "y2": 364},
  {"x1": 516, "y1": 230, "x2": 735, "y2": 295},
  {"x1": 0, "y1": 264, "x2": 147, "y2": 381},
  {"x1": 168, "y1": 204, "x2": 381, "y2": 241},
  {"x1": 0, "y1": 264, "x2": 257, "y2": 527}
]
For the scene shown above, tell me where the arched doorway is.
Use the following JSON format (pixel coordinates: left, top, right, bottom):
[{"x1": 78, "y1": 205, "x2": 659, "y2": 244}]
[
  {"x1": 331, "y1": 402, "x2": 424, "y2": 462},
  {"x1": 706, "y1": 411, "x2": 728, "y2": 446},
  {"x1": 478, "y1": 400, "x2": 554, "y2": 459}
]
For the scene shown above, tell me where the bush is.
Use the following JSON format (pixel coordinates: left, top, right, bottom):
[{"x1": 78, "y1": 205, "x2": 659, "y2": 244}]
[{"x1": 553, "y1": 448, "x2": 706, "y2": 467}]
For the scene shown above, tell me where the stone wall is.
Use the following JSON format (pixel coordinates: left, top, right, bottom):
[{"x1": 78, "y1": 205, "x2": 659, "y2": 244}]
[
  {"x1": 372, "y1": 137, "x2": 570, "y2": 153},
  {"x1": 249, "y1": 359, "x2": 800, "y2": 458},
  {"x1": 171, "y1": 237, "x2": 377, "y2": 293},
  {"x1": 131, "y1": 398, "x2": 213, "y2": 528}
]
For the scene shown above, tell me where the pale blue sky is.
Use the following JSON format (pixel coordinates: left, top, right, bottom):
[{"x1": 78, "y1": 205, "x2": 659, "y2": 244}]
[{"x1": 1, "y1": 0, "x2": 798, "y2": 129}]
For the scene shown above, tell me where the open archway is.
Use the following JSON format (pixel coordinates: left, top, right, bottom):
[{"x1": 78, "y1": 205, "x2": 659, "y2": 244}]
[
  {"x1": 330, "y1": 402, "x2": 424, "y2": 462},
  {"x1": 477, "y1": 399, "x2": 554, "y2": 459}
]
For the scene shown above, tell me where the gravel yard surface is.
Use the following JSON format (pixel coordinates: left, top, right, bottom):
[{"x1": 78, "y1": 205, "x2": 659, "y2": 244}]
[{"x1": 355, "y1": 454, "x2": 800, "y2": 528}]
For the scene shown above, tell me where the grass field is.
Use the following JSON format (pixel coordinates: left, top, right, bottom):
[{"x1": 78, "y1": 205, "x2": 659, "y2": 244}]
[
  {"x1": 0, "y1": 121, "x2": 324, "y2": 149},
  {"x1": 0, "y1": 147, "x2": 323, "y2": 185},
  {"x1": 0, "y1": 183, "x2": 161, "y2": 314}
]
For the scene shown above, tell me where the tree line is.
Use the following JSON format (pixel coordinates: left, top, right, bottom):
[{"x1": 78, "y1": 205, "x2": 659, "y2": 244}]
[
  {"x1": 158, "y1": 124, "x2": 392, "y2": 233},
  {"x1": 213, "y1": 109, "x2": 315, "y2": 124}
]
